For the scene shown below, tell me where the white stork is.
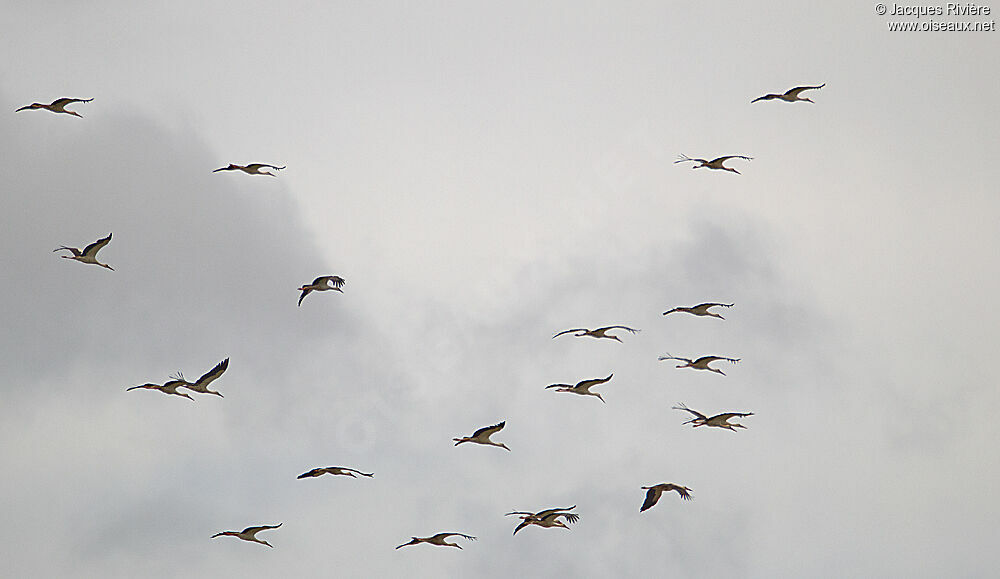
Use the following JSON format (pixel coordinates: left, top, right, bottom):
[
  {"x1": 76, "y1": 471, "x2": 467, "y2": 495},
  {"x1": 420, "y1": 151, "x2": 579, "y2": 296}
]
[
  {"x1": 54, "y1": 233, "x2": 114, "y2": 270},
  {"x1": 552, "y1": 326, "x2": 639, "y2": 342},
  {"x1": 453, "y1": 421, "x2": 510, "y2": 451},
  {"x1": 658, "y1": 354, "x2": 739, "y2": 375},
  {"x1": 546, "y1": 374, "x2": 613, "y2": 403},
  {"x1": 662, "y1": 302, "x2": 733, "y2": 319},
  {"x1": 211, "y1": 523, "x2": 282, "y2": 548},
  {"x1": 675, "y1": 154, "x2": 752, "y2": 174},
  {"x1": 672, "y1": 403, "x2": 753, "y2": 431},
  {"x1": 213, "y1": 163, "x2": 286, "y2": 176},
  {"x1": 298, "y1": 275, "x2": 345, "y2": 306},
  {"x1": 506, "y1": 506, "x2": 580, "y2": 535},
  {"x1": 171, "y1": 358, "x2": 229, "y2": 397},
  {"x1": 395, "y1": 532, "x2": 476, "y2": 550},
  {"x1": 297, "y1": 466, "x2": 373, "y2": 479},
  {"x1": 16, "y1": 97, "x2": 92, "y2": 117},
  {"x1": 640, "y1": 483, "x2": 693, "y2": 512},
  {"x1": 752, "y1": 83, "x2": 825, "y2": 103},
  {"x1": 126, "y1": 379, "x2": 193, "y2": 401}
]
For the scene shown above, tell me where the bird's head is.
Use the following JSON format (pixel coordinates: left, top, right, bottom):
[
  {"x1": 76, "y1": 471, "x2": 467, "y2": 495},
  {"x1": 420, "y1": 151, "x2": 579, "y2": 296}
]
[{"x1": 126, "y1": 383, "x2": 156, "y2": 391}]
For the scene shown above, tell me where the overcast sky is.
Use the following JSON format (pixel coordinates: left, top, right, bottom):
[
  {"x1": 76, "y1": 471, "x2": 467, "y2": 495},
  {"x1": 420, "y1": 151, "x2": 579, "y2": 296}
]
[{"x1": 2, "y1": 3, "x2": 998, "y2": 578}]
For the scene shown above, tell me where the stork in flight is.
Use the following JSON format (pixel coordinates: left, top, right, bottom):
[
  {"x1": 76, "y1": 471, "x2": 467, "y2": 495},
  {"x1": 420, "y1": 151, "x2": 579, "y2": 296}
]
[
  {"x1": 672, "y1": 403, "x2": 753, "y2": 431},
  {"x1": 552, "y1": 326, "x2": 639, "y2": 342},
  {"x1": 640, "y1": 483, "x2": 693, "y2": 512},
  {"x1": 453, "y1": 421, "x2": 510, "y2": 451},
  {"x1": 16, "y1": 97, "x2": 93, "y2": 117},
  {"x1": 54, "y1": 233, "x2": 114, "y2": 270},
  {"x1": 546, "y1": 374, "x2": 613, "y2": 403},
  {"x1": 211, "y1": 523, "x2": 282, "y2": 548},
  {"x1": 171, "y1": 358, "x2": 229, "y2": 397},
  {"x1": 395, "y1": 532, "x2": 476, "y2": 550},
  {"x1": 752, "y1": 83, "x2": 825, "y2": 103},
  {"x1": 658, "y1": 354, "x2": 739, "y2": 375},
  {"x1": 506, "y1": 506, "x2": 580, "y2": 535},
  {"x1": 298, "y1": 275, "x2": 345, "y2": 306},
  {"x1": 297, "y1": 466, "x2": 374, "y2": 479},
  {"x1": 126, "y1": 379, "x2": 193, "y2": 400},
  {"x1": 675, "y1": 154, "x2": 752, "y2": 174},
  {"x1": 213, "y1": 163, "x2": 286, "y2": 176},
  {"x1": 663, "y1": 302, "x2": 733, "y2": 319}
]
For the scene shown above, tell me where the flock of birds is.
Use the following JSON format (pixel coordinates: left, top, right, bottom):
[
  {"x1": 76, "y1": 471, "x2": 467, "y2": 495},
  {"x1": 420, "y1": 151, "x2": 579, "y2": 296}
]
[{"x1": 21, "y1": 82, "x2": 823, "y2": 552}]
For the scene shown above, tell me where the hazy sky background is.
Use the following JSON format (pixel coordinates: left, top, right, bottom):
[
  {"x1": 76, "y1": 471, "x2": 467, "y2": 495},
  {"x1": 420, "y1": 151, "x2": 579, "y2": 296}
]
[{"x1": 2, "y1": 3, "x2": 998, "y2": 577}]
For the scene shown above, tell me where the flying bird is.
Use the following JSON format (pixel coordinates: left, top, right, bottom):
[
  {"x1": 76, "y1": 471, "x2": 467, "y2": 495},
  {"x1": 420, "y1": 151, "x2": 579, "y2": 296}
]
[
  {"x1": 674, "y1": 154, "x2": 752, "y2": 174},
  {"x1": 506, "y1": 506, "x2": 580, "y2": 535},
  {"x1": 662, "y1": 302, "x2": 733, "y2": 319},
  {"x1": 551, "y1": 326, "x2": 639, "y2": 342},
  {"x1": 752, "y1": 83, "x2": 825, "y2": 103},
  {"x1": 16, "y1": 97, "x2": 93, "y2": 117},
  {"x1": 640, "y1": 483, "x2": 693, "y2": 512},
  {"x1": 546, "y1": 374, "x2": 613, "y2": 403},
  {"x1": 395, "y1": 533, "x2": 476, "y2": 550},
  {"x1": 126, "y1": 379, "x2": 193, "y2": 400},
  {"x1": 297, "y1": 466, "x2": 374, "y2": 479},
  {"x1": 298, "y1": 275, "x2": 345, "y2": 306},
  {"x1": 213, "y1": 163, "x2": 286, "y2": 176},
  {"x1": 211, "y1": 523, "x2": 282, "y2": 548},
  {"x1": 453, "y1": 421, "x2": 510, "y2": 451},
  {"x1": 658, "y1": 354, "x2": 739, "y2": 375},
  {"x1": 53, "y1": 233, "x2": 114, "y2": 270},
  {"x1": 672, "y1": 403, "x2": 753, "y2": 431},
  {"x1": 171, "y1": 358, "x2": 229, "y2": 397}
]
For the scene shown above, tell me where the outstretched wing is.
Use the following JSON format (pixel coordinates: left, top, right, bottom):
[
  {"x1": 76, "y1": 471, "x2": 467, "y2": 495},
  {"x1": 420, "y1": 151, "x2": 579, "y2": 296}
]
[
  {"x1": 551, "y1": 512, "x2": 580, "y2": 524},
  {"x1": 82, "y1": 233, "x2": 112, "y2": 258},
  {"x1": 712, "y1": 412, "x2": 753, "y2": 420},
  {"x1": 694, "y1": 302, "x2": 733, "y2": 310},
  {"x1": 438, "y1": 533, "x2": 476, "y2": 541},
  {"x1": 785, "y1": 83, "x2": 825, "y2": 97},
  {"x1": 674, "y1": 154, "x2": 707, "y2": 164},
  {"x1": 577, "y1": 374, "x2": 613, "y2": 388},
  {"x1": 51, "y1": 97, "x2": 93, "y2": 107},
  {"x1": 53, "y1": 245, "x2": 82, "y2": 256},
  {"x1": 666, "y1": 484, "x2": 693, "y2": 500},
  {"x1": 640, "y1": 487, "x2": 662, "y2": 512},
  {"x1": 696, "y1": 356, "x2": 739, "y2": 364},
  {"x1": 658, "y1": 354, "x2": 692, "y2": 363},
  {"x1": 341, "y1": 467, "x2": 374, "y2": 477},
  {"x1": 598, "y1": 325, "x2": 639, "y2": 334},
  {"x1": 472, "y1": 421, "x2": 505, "y2": 438},
  {"x1": 297, "y1": 468, "x2": 326, "y2": 479},
  {"x1": 315, "y1": 275, "x2": 345, "y2": 288},
  {"x1": 552, "y1": 328, "x2": 586, "y2": 339},
  {"x1": 534, "y1": 505, "x2": 577, "y2": 519},
  {"x1": 710, "y1": 155, "x2": 752, "y2": 164},
  {"x1": 195, "y1": 358, "x2": 229, "y2": 387},
  {"x1": 512, "y1": 519, "x2": 533, "y2": 535},
  {"x1": 244, "y1": 523, "x2": 282, "y2": 534},
  {"x1": 247, "y1": 163, "x2": 285, "y2": 171},
  {"x1": 672, "y1": 403, "x2": 707, "y2": 421}
]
